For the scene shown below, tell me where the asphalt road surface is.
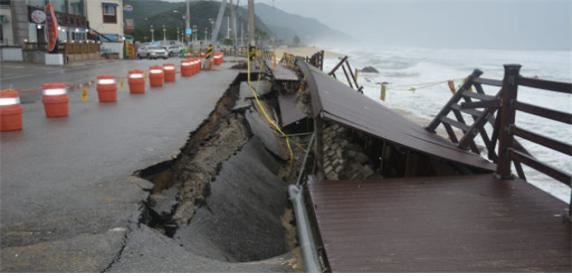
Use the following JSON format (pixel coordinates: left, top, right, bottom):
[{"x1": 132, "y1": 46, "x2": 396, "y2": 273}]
[{"x1": 0, "y1": 58, "x2": 267, "y2": 272}]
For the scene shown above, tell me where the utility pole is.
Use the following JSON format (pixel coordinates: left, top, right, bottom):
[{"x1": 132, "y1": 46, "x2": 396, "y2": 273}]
[
  {"x1": 185, "y1": 0, "x2": 191, "y2": 44},
  {"x1": 226, "y1": 16, "x2": 230, "y2": 40},
  {"x1": 240, "y1": 22, "x2": 244, "y2": 47},
  {"x1": 230, "y1": 0, "x2": 238, "y2": 48},
  {"x1": 248, "y1": 0, "x2": 255, "y2": 49},
  {"x1": 193, "y1": 25, "x2": 197, "y2": 43}
]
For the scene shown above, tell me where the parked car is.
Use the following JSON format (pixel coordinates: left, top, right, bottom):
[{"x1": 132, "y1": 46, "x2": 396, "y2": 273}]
[
  {"x1": 165, "y1": 45, "x2": 184, "y2": 57},
  {"x1": 137, "y1": 46, "x2": 169, "y2": 59}
]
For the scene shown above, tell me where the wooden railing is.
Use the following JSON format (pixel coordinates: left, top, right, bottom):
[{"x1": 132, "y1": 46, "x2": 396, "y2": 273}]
[
  {"x1": 429, "y1": 64, "x2": 571, "y2": 216},
  {"x1": 328, "y1": 56, "x2": 363, "y2": 93},
  {"x1": 306, "y1": 50, "x2": 324, "y2": 71},
  {"x1": 496, "y1": 65, "x2": 571, "y2": 193}
]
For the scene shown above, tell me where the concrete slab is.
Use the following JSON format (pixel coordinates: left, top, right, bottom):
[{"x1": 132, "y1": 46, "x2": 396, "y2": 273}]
[{"x1": 0, "y1": 59, "x2": 240, "y2": 271}]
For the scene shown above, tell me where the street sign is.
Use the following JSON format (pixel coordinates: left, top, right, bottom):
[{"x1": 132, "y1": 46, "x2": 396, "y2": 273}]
[
  {"x1": 123, "y1": 4, "x2": 134, "y2": 13},
  {"x1": 186, "y1": 28, "x2": 193, "y2": 35}
]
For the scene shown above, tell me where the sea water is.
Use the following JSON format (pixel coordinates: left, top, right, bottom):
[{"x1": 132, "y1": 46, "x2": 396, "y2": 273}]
[{"x1": 323, "y1": 47, "x2": 571, "y2": 203}]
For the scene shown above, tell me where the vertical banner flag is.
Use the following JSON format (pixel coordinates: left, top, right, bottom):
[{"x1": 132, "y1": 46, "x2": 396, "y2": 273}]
[{"x1": 45, "y1": 2, "x2": 59, "y2": 53}]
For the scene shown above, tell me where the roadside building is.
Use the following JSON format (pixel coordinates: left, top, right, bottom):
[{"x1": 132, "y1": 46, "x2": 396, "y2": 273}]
[
  {"x1": 86, "y1": 0, "x2": 125, "y2": 58},
  {"x1": 0, "y1": 0, "x2": 14, "y2": 46},
  {"x1": 1, "y1": 0, "x2": 124, "y2": 64}
]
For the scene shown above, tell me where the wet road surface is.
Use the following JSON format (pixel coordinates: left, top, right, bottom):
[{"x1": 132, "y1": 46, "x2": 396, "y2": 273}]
[{"x1": 0, "y1": 58, "x2": 241, "y2": 272}]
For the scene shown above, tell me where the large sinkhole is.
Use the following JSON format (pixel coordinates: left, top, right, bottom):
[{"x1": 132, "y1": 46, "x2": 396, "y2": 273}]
[{"x1": 136, "y1": 78, "x2": 293, "y2": 263}]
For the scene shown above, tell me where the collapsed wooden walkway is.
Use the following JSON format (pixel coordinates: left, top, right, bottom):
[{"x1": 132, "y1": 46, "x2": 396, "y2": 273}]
[{"x1": 291, "y1": 57, "x2": 571, "y2": 272}]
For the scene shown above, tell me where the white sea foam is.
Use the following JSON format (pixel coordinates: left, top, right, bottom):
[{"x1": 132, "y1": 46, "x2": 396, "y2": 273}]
[{"x1": 323, "y1": 47, "x2": 571, "y2": 203}]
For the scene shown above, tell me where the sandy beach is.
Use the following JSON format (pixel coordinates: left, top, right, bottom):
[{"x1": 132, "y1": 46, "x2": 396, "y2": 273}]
[{"x1": 272, "y1": 47, "x2": 344, "y2": 60}]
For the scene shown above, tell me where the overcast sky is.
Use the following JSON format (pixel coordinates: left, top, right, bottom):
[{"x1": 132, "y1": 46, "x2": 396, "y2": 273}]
[{"x1": 170, "y1": 0, "x2": 571, "y2": 50}]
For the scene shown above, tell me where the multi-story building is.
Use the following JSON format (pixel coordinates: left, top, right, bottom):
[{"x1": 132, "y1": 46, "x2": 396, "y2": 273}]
[
  {"x1": 23, "y1": 0, "x2": 90, "y2": 44},
  {"x1": 86, "y1": 0, "x2": 124, "y2": 42}
]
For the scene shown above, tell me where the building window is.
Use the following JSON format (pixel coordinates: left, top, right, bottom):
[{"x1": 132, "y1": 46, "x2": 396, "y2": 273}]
[
  {"x1": 68, "y1": 0, "x2": 85, "y2": 16},
  {"x1": 102, "y1": 3, "x2": 117, "y2": 24}
]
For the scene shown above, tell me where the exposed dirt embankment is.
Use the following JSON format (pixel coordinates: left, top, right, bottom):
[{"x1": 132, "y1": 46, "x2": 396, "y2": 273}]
[{"x1": 135, "y1": 76, "x2": 295, "y2": 269}]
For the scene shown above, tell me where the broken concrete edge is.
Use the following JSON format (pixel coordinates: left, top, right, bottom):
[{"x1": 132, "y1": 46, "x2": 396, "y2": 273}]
[{"x1": 118, "y1": 71, "x2": 300, "y2": 266}]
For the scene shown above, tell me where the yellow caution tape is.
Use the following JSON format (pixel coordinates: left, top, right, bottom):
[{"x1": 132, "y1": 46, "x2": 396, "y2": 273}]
[{"x1": 247, "y1": 56, "x2": 295, "y2": 167}]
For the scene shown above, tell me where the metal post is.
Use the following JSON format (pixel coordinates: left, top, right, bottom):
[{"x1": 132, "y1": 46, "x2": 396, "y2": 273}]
[
  {"x1": 496, "y1": 64, "x2": 521, "y2": 179},
  {"x1": 185, "y1": 0, "x2": 191, "y2": 44},
  {"x1": 150, "y1": 25, "x2": 155, "y2": 42},
  {"x1": 230, "y1": 0, "x2": 238, "y2": 48},
  {"x1": 162, "y1": 25, "x2": 166, "y2": 41},
  {"x1": 248, "y1": 0, "x2": 255, "y2": 48},
  {"x1": 380, "y1": 82, "x2": 387, "y2": 101},
  {"x1": 226, "y1": 16, "x2": 230, "y2": 40}
]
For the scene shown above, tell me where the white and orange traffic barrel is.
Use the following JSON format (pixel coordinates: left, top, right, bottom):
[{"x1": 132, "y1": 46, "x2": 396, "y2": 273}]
[
  {"x1": 42, "y1": 83, "x2": 69, "y2": 118},
  {"x1": 163, "y1": 64, "x2": 177, "y2": 83},
  {"x1": 181, "y1": 60, "x2": 194, "y2": 77},
  {"x1": 96, "y1": 75, "x2": 117, "y2": 103},
  {"x1": 213, "y1": 52, "x2": 224, "y2": 65},
  {"x1": 0, "y1": 89, "x2": 23, "y2": 132},
  {"x1": 149, "y1": 66, "x2": 165, "y2": 88},
  {"x1": 192, "y1": 58, "x2": 201, "y2": 74},
  {"x1": 128, "y1": 70, "x2": 145, "y2": 94}
]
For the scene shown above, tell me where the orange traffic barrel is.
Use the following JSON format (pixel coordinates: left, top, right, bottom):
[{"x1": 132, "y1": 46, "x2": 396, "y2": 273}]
[
  {"x1": 193, "y1": 58, "x2": 202, "y2": 74},
  {"x1": 96, "y1": 75, "x2": 118, "y2": 103},
  {"x1": 149, "y1": 66, "x2": 164, "y2": 88},
  {"x1": 0, "y1": 89, "x2": 23, "y2": 132},
  {"x1": 213, "y1": 52, "x2": 224, "y2": 65},
  {"x1": 163, "y1": 64, "x2": 176, "y2": 82},
  {"x1": 128, "y1": 70, "x2": 146, "y2": 94},
  {"x1": 181, "y1": 60, "x2": 194, "y2": 77},
  {"x1": 42, "y1": 83, "x2": 69, "y2": 118}
]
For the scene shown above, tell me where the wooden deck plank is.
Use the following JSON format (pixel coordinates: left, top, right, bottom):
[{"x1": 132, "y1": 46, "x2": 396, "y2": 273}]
[{"x1": 308, "y1": 174, "x2": 571, "y2": 272}]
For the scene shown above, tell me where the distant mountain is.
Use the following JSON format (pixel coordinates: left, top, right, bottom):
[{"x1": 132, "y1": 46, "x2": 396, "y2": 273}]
[
  {"x1": 254, "y1": 2, "x2": 351, "y2": 45},
  {"x1": 124, "y1": 0, "x2": 349, "y2": 46},
  {"x1": 124, "y1": 0, "x2": 272, "y2": 43}
]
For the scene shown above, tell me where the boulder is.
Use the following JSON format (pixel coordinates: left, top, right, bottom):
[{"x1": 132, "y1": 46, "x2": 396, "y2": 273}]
[{"x1": 361, "y1": 66, "x2": 379, "y2": 73}]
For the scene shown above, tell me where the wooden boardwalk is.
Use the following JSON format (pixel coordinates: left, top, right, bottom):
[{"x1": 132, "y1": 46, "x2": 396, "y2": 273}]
[{"x1": 308, "y1": 174, "x2": 571, "y2": 272}]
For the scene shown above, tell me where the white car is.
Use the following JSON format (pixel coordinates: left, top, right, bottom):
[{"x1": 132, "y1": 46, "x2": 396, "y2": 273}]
[
  {"x1": 137, "y1": 46, "x2": 169, "y2": 59},
  {"x1": 165, "y1": 45, "x2": 184, "y2": 57}
]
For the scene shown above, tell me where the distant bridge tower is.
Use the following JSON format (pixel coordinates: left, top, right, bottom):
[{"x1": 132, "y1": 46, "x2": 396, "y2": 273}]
[{"x1": 211, "y1": 0, "x2": 227, "y2": 43}]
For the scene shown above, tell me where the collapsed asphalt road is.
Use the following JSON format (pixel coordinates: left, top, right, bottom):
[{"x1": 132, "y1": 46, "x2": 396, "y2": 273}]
[{"x1": 1, "y1": 59, "x2": 294, "y2": 272}]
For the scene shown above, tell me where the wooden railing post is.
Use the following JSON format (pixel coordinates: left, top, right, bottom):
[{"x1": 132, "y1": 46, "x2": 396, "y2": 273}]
[
  {"x1": 496, "y1": 64, "x2": 521, "y2": 179},
  {"x1": 426, "y1": 69, "x2": 483, "y2": 132}
]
